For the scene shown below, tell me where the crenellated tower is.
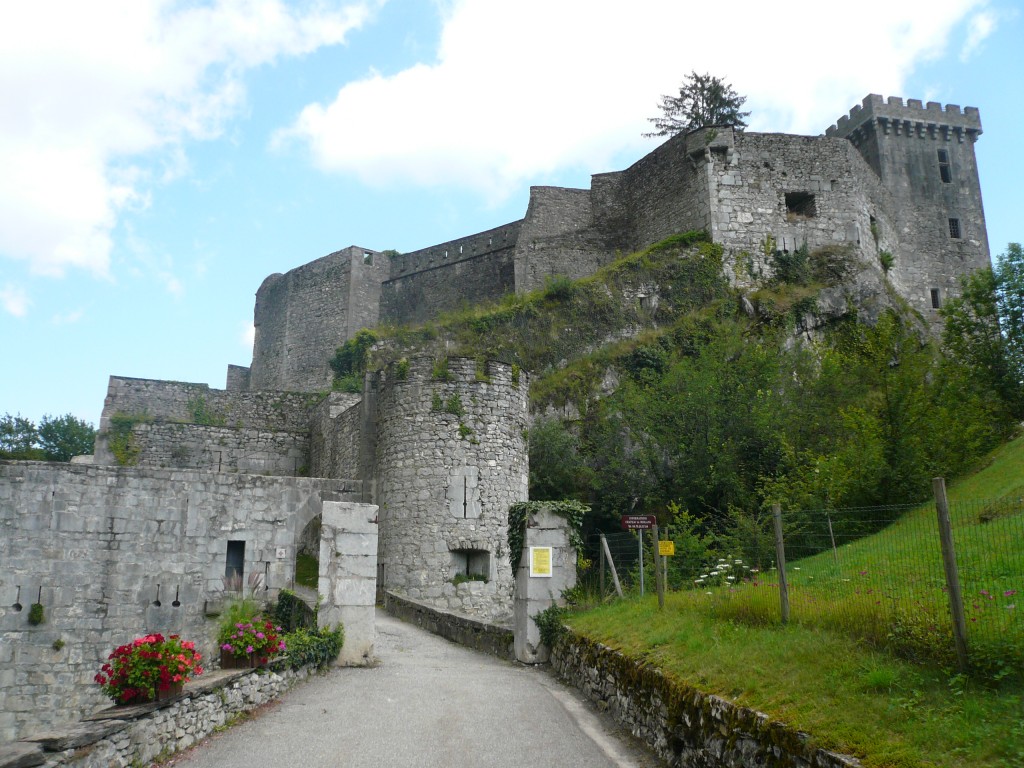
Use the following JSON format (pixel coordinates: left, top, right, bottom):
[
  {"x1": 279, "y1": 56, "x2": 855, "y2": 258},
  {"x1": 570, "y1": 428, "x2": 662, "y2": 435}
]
[{"x1": 827, "y1": 94, "x2": 989, "y2": 317}]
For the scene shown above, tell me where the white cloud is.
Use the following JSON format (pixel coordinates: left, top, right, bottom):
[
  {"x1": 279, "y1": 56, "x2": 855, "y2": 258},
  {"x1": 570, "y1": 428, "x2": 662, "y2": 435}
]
[
  {"x1": 961, "y1": 7, "x2": 1006, "y2": 60},
  {"x1": 51, "y1": 309, "x2": 85, "y2": 326},
  {"x1": 1, "y1": 284, "x2": 31, "y2": 318},
  {"x1": 279, "y1": 0, "x2": 987, "y2": 199},
  {"x1": 0, "y1": 0, "x2": 376, "y2": 278}
]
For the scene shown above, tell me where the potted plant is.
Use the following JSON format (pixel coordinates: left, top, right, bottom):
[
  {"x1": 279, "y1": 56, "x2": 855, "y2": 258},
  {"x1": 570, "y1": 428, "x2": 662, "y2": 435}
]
[
  {"x1": 95, "y1": 633, "x2": 203, "y2": 705},
  {"x1": 218, "y1": 618, "x2": 286, "y2": 669}
]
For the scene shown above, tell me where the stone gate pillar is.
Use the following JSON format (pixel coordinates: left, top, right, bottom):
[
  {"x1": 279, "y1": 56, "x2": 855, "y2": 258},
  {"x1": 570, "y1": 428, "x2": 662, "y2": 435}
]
[
  {"x1": 318, "y1": 500, "x2": 379, "y2": 666},
  {"x1": 513, "y1": 505, "x2": 576, "y2": 664}
]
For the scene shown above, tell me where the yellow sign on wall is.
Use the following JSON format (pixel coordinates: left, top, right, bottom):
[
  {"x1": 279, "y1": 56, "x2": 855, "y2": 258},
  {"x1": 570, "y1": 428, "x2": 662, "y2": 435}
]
[
  {"x1": 658, "y1": 540, "x2": 675, "y2": 556},
  {"x1": 530, "y1": 546, "x2": 553, "y2": 577}
]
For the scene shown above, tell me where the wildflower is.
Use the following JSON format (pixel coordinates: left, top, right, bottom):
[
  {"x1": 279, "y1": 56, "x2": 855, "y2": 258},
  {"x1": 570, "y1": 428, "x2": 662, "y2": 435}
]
[
  {"x1": 980, "y1": 589, "x2": 990, "y2": 596},
  {"x1": 793, "y1": 567, "x2": 801, "y2": 571},
  {"x1": 726, "y1": 576, "x2": 734, "y2": 581},
  {"x1": 859, "y1": 570, "x2": 868, "y2": 576},
  {"x1": 705, "y1": 591, "x2": 712, "y2": 596},
  {"x1": 1004, "y1": 590, "x2": 1017, "y2": 597}
]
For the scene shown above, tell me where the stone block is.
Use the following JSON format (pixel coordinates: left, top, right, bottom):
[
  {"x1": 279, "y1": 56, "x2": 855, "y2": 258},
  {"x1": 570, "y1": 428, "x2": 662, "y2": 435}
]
[{"x1": 0, "y1": 742, "x2": 44, "y2": 768}]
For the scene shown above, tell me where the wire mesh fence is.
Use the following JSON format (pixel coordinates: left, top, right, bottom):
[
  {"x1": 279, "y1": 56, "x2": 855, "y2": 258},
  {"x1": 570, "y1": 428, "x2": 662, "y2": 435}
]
[{"x1": 587, "y1": 492, "x2": 1023, "y2": 674}]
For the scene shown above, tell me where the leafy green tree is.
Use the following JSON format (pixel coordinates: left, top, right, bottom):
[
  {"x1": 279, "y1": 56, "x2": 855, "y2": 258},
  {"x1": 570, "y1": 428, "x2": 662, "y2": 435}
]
[
  {"x1": 37, "y1": 414, "x2": 96, "y2": 461},
  {"x1": 0, "y1": 412, "x2": 95, "y2": 461},
  {"x1": 941, "y1": 242, "x2": 1024, "y2": 416},
  {"x1": 528, "y1": 418, "x2": 590, "y2": 501},
  {"x1": 0, "y1": 414, "x2": 41, "y2": 459},
  {"x1": 644, "y1": 71, "x2": 750, "y2": 137}
]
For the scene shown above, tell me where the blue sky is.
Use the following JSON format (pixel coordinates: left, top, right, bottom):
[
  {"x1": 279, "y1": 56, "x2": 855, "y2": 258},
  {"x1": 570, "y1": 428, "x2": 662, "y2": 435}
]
[{"x1": 1, "y1": 0, "x2": 1021, "y2": 428}]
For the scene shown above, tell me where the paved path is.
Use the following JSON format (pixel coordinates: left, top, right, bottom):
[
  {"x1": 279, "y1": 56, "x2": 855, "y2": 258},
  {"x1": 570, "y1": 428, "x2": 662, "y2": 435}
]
[{"x1": 169, "y1": 610, "x2": 657, "y2": 768}]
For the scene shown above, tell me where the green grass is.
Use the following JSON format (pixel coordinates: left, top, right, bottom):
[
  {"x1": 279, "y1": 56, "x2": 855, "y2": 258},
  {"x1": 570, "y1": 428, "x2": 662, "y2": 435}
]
[
  {"x1": 567, "y1": 434, "x2": 1024, "y2": 767},
  {"x1": 295, "y1": 553, "x2": 319, "y2": 590},
  {"x1": 691, "y1": 435, "x2": 1024, "y2": 675},
  {"x1": 566, "y1": 599, "x2": 1023, "y2": 768}
]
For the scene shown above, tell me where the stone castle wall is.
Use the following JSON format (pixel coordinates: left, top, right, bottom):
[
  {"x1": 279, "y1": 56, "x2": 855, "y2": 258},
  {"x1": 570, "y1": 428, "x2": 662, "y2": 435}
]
[
  {"x1": 249, "y1": 247, "x2": 390, "y2": 392},
  {"x1": 380, "y1": 222, "x2": 521, "y2": 326},
  {"x1": 0, "y1": 461, "x2": 341, "y2": 741},
  {"x1": 115, "y1": 422, "x2": 310, "y2": 476},
  {"x1": 308, "y1": 392, "x2": 364, "y2": 481},
  {"x1": 373, "y1": 357, "x2": 528, "y2": 620}
]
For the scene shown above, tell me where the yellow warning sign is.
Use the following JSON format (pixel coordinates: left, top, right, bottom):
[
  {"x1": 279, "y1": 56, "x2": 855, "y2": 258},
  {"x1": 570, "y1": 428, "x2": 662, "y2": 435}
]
[
  {"x1": 530, "y1": 546, "x2": 553, "y2": 577},
  {"x1": 658, "y1": 540, "x2": 675, "y2": 556}
]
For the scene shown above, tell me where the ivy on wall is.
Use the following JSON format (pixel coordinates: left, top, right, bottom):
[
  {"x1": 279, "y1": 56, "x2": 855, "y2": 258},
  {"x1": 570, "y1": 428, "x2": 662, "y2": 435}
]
[{"x1": 506, "y1": 500, "x2": 588, "y2": 573}]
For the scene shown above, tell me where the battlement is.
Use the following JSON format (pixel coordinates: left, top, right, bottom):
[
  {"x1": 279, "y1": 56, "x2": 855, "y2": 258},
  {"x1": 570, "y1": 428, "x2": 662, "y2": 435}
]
[
  {"x1": 388, "y1": 221, "x2": 522, "y2": 277},
  {"x1": 826, "y1": 94, "x2": 982, "y2": 141}
]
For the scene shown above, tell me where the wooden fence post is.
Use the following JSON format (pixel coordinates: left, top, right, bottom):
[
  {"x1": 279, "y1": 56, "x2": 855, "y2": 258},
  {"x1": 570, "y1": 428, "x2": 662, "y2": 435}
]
[
  {"x1": 772, "y1": 503, "x2": 790, "y2": 624},
  {"x1": 653, "y1": 524, "x2": 665, "y2": 609},
  {"x1": 933, "y1": 477, "x2": 970, "y2": 672},
  {"x1": 599, "y1": 535, "x2": 606, "y2": 598},
  {"x1": 600, "y1": 534, "x2": 623, "y2": 598}
]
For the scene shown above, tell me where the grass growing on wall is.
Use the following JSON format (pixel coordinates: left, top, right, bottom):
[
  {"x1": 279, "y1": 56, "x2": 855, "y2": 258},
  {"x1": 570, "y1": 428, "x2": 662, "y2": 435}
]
[{"x1": 295, "y1": 553, "x2": 319, "y2": 590}]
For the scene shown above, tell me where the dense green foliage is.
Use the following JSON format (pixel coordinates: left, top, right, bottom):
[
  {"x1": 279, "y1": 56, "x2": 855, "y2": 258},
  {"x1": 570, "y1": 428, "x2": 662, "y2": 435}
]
[
  {"x1": 0, "y1": 412, "x2": 95, "y2": 461},
  {"x1": 282, "y1": 625, "x2": 344, "y2": 670},
  {"x1": 507, "y1": 500, "x2": 588, "y2": 573},
  {"x1": 329, "y1": 328, "x2": 378, "y2": 392},
  {"x1": 273, "y1": 589, "x2": 317, "y2": 632}
]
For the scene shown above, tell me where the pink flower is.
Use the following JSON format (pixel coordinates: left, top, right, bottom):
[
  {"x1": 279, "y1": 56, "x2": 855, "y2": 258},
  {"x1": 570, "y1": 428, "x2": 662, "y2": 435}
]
[
  {"x1": 246, "y1": 645, "x2": 254, "y2": 654},
  {"x1": 256, "y1": 632, "x2": 265, "y2": 640},
  {"x1": 278, "y1": 641, "x2": 286, "y2": 651},
  {"x1": 222, "y1": 643, "x2": 233, "y2": 651},
  {"x1": 1005, "y1": 590, "x2": 1018, "y2": 597}
]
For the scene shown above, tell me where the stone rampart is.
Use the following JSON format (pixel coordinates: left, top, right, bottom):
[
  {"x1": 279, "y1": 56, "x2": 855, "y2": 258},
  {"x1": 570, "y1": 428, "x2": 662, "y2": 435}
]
[
  {"x1": 383, "y1": 591, "x2": 513, "y2": 660},
  {"x1": 112, "y1": 422, "x2": 309, "y2": 476},
  {"x1": 99, "y1": 376, "x2": 322, "y2": 433},
  {"x1": 0, "y1": 461, "x2": 342, "y2": 741},
  {"x1": 552, "y1": 633, "x2": 861, "y2": 768},
  {"x1": 373, "y1": 357, "x2": 528, "y2": 620},
  {"x1": 380, "y1": 223, "x2": 520, "y2": 326}
]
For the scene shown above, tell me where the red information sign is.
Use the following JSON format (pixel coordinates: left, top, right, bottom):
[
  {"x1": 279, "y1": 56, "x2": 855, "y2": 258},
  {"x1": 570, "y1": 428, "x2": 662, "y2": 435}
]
[{"x1": 620, "y1": 514, "x2": 656, "y2": 530}]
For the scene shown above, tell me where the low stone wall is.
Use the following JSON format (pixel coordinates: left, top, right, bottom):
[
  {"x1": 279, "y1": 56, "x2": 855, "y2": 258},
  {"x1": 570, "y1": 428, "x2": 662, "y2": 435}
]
[
  {"x1": 2, "y1": 663, "x2": 320, "y2": 768},
  {"x1": 551, "y1": 633, "x2": 861, "y2": 768},
  {"x1": 383, "y1": 592, "x2": 513, "y2": 661}
]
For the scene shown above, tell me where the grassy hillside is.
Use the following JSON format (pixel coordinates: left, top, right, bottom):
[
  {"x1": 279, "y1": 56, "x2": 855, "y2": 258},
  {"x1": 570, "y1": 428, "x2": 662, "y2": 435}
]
[{"x1": 565, "y1": 434, "x2": 1024, "y2": 767}]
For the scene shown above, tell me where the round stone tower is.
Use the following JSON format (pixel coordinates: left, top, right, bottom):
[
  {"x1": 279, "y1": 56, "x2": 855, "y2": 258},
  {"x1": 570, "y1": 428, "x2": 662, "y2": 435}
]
[{"x1": 373, "y1": 356, "x2": 528, "y2": 620}]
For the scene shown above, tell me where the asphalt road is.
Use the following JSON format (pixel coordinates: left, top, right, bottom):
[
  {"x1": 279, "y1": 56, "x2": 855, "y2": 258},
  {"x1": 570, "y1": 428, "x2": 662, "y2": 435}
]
[{"x1": 168, "y1": 610, "x2": 658, "y2": 768}]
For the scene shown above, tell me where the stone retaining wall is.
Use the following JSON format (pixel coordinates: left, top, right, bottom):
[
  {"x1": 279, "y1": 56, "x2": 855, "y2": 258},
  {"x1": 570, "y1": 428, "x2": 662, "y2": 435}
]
[
  {"x1": 1, "y1": 663, "x2": 320, "y2": 768},
  {"x1": 383, "y1": 591, "x2": 513, "y2": 661},
  {"x1": 551, "y1": 633, "x2": 861, "y2": 768}
]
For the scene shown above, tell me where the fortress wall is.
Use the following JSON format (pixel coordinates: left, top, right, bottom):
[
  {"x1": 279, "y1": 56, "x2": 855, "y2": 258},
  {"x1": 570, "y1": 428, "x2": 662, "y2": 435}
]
[
  {"x1": 114, "y1": 422, "x2": 310, "y2": 476},
  {"x1": 373, "y1": 357, "x2": 528, "y2": 620},
  {"x1": 308, "y1": 392, "x2": 364, "y2": 481},
  {"x1": 614, "y1": 129, "x2": 712, "y2": 252},
  {"x1": 514, "y1": 186, "x2": 610, "y2": 293},
  {"x1": 387, "y1": 221, "x2": 522, "y2": 277},
  {"x1": 250, "y1": 249, "x2": 367, "y2": 392},
  {"x1": 704, "y1": 132, "x2": 875, "y2": 279},
  {"x1": 225, "y1": 364, "x2": 251, "y2": 392},
  {"x1": 0, "y1": 462, "x2": 336, "y2": 741},
  {"x1": 380, "y1": 243, "x2": 518, "y2": 327},
  {"x1": 98, "y1": 377, "x2": 320, "y2": 436}
]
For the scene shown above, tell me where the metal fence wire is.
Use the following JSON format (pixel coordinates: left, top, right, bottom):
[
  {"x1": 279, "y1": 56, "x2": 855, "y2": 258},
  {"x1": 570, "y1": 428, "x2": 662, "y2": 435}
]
[{"x1": 587, "y1": 494, "x2": 1023, "y2": 672}]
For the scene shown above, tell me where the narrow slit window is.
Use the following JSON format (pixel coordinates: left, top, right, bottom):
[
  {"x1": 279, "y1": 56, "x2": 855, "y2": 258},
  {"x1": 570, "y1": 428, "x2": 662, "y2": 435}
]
[
  {"x1": 225, "y1": 540, "x2": 245, "y2": 590},
  {"x1": 948, "y1": 218, "x2": 961, "y2": 239},
  {"x1": 937, "y1": 149, "x2": 952, "y2": 183},
  {"x1": 930, "y1": 289, "x2": 941, "y2": 309}
]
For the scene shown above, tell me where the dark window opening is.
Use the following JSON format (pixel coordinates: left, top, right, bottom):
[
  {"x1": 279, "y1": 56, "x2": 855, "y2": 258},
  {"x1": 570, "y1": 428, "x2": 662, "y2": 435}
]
[
  {"x1": 930, "y1": 289, "x2": 941, "y2": 309},
  {"x1": 362, "y1": 251, "x2": 373, "y2": 265},
  {"x1": 949, "y1": 218, "x2": 961, "y2": 239},
  {"x1": 785, "y1": 192, "x2": 816, "y2": 219},
  {"x1": 225, "y1": 540, "x2": 245, "y2": 590},
  {"x1": 937, "y1": 149, "x2": 952, "y2": 183},
  {"x1": 450, "y1": 549, "x2": 490, "y2": 582}
]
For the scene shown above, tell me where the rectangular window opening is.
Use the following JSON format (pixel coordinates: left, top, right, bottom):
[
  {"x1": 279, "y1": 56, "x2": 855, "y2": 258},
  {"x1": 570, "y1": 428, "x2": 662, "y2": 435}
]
[
  {"x1": 225, "y1": 540, "x2": 245, "y2": 591},
  {"x1": 450, "y1": 549, "x2": 490, "y2": 583},
  {"x1": 785, "y1": 192, "x2": 816, "y2": 220},
  {"x1": 937, "y1": 149, "x2": 952, "y2": 183},
  {"x1": 930, "y1": 288, "x2": 941, "y2": 309},
  {"x1": 362, "y1": 251, "x2": 373, "y2": 265},
  {"x1": 949, "y1": 218, "x2": 961, "y2": 239}
]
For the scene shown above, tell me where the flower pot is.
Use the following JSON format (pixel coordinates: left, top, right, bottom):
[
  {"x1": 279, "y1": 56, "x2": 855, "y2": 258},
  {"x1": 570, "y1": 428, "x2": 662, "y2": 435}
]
[
  {"x1": 157, "y1": 681, "x2": 184, "y2": 700},
  {"x1": 220, "y1": 649, "x2": 257, "y2": 669}
]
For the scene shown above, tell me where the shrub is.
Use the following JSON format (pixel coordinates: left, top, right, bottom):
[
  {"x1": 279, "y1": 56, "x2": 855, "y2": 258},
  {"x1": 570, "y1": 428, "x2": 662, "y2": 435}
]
[{"x1": 283, "y1": 625, "x2": 344, "y2": 670}]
